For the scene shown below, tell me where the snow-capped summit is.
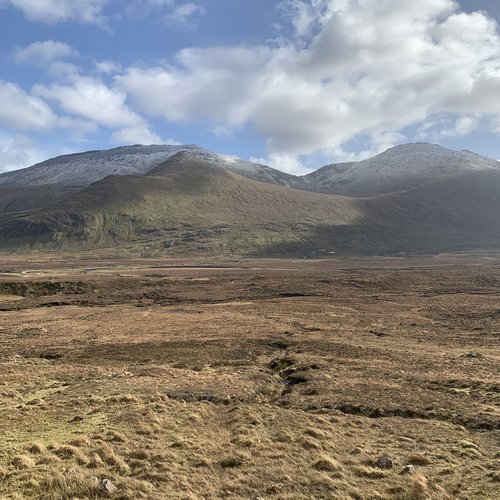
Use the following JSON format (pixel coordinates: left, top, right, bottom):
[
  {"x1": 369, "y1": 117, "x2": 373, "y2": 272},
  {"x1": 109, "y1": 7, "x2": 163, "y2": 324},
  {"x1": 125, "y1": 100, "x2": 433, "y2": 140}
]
[
  {"x1": 0, "y1": 144, "x2": 298, "y2": 188},
  {"x1": 302, "y1": 143, "x2": 500, "y2": 196},
  {"x1": 1, "y1": 142, "x2": 499, "y2": 198}
]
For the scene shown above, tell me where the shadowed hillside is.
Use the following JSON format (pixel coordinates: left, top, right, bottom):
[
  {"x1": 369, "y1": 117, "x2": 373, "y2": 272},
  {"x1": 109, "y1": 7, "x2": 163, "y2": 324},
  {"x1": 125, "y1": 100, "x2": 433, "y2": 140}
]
[
  {"x1": 1, "y1": 145, "x2": 500, "y2": 256},
  {"x1": 0, "y1": 152, "x2": 362, "y2": 255}
]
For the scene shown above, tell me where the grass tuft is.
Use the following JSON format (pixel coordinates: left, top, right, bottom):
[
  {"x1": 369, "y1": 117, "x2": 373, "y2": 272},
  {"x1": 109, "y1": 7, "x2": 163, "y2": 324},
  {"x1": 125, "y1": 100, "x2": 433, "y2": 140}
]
[{"x1": 11, "y1": 454, "x2": 36, "y2": 469}]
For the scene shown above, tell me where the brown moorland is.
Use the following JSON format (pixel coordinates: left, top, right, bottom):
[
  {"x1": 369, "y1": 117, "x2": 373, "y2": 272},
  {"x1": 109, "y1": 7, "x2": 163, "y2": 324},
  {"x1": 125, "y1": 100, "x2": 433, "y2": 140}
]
[{"x1": 0, "y1": 254, "x2": 498, "y2": 499}]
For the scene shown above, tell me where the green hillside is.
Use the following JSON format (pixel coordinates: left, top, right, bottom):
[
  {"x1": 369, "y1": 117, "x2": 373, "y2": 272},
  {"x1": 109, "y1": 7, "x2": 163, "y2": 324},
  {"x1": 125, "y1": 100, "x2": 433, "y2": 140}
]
[{"x1": 2, "y1": 152, "x2": 500, "y2": 257}]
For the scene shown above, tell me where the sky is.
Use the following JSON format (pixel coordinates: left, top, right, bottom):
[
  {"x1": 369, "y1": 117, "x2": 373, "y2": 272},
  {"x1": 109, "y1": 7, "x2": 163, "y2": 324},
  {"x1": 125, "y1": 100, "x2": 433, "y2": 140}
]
[{"x1": 1, "y1": 0, "x2": 500, "y2": 175}]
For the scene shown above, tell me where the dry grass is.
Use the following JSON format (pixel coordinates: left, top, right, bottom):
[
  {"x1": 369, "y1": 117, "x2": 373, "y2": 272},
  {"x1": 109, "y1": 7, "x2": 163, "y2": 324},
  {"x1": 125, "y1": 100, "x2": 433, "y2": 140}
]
[
  {"x1": 406, "y1": 454, "x2": 432, "y2": 466},
  {"x1": 0, "y1": 256, "x2": 499, "y2": 498},
  {"x1": 11, "y1": 455, "x2": 35, "y2": 469},
  {"x1": 402, "y1": 473, "x2": 452, "y2": 500},
  {"x1": 39, "y1": 469, "x2": 102, "y2": 500},
  {"x1": 26, "y1": 442, "x2": 46, "y2": 455}
]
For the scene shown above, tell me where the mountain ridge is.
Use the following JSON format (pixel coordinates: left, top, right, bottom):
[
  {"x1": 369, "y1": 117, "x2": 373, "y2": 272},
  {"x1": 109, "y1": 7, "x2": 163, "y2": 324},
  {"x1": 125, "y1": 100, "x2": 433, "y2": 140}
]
[
  {"x1": 302, "y1": 143, "x2": 500, "y2": 196},
  {"x1": 0, "y1": 144, "x2": 299, "y2": 189},
  {"x1": 2, "y1": 142, "x2": 499, "y2": 197},
  {"x1": 1, "y1": 142, "x2": 500, "y2": 257}
]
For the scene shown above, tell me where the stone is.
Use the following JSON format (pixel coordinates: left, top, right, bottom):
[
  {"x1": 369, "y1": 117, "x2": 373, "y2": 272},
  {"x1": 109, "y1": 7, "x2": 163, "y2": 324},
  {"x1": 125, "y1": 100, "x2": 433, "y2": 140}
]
[
  {"x1": 461, "y1": 352, "x2": 483, "y2": 359},
  {"x1": 375, "y1": 456, "x2": 393, "y2": 469},
  {"x1": 402, "y1": 464, "x2": 416, "y2": 475},
  {"x1": 100, "y1": 478, "x2": 118, "y2": 493}
]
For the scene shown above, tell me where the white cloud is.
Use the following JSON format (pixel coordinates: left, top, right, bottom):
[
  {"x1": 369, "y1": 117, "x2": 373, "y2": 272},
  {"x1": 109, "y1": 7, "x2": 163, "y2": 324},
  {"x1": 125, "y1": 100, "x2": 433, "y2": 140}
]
[
  {"x1": 251, "y1": 153, "x2": 308, "y2": 175},
  {"x1": 94, "y1": 60, "x2": 122, "y2": 74},
  {"x1": 278, "y1": 0, "x2": 319, "y2": 40},
  {"x1": 0, "y1": 133, "x2": 49, "y2": 172},
  {"x1": 1, "y1": 0, "x2": 109, "y2": 25},
  {"x1": 117, "y1": 0, "x2": 500, "y2": 166},
  {"x1": 125, "y1": 0, "x2": 205, "y2": 28},
  {"x1": 111, "y1": 126, "x2": 162, "y2": 145},
  {"x1": 34, "y1": 76, "x2": 145, "y2": 129},
  {"x1": 47, "y1": 61, "x2": 82, "y2": 78},
  {"x1": 440, "y1": 116, "x2": 479, "y2": 138},
  {"x1": 0, "y1": 80, "x2": 57, "y2": 131},
  {"x1": 0, "y1": 138, "x2": 29, "y2": 172},
  {"x1": 164, "y1": 2, "x2": 205, "y2": 27},
  {"x1": 33, "y1": 75, "x2": 162, "y2": 145},
  {"x1": 118, "y1": 46, "x2": 272, "y2": 124},
  {"x1": 15, "y1": 40, "x2": 78, "y2": 67},
  {"x1": 0, "y1": 70, "x2": 165, "y2": 156},
  {"x1": 0, "y1": 79, "x2": 107, "y2": 141}
]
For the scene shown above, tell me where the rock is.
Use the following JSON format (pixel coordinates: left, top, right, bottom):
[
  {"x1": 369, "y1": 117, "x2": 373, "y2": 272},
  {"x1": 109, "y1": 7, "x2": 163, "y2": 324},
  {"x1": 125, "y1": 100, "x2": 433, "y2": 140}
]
[
  {"x1": 100, "y1": 478, "x2": 118, "y2": 493},
  {"x1": 402, "y1": 464, "x2": 416, "y2": 475},
  {"x1": 461, "y1": 352, "x2": 483, "y2": 360},
  {"x1": 370, "y1": 330, "x2": 387, "y2": 337},
  {"x1": 375, "y1": 456, "x2": 393, "y2": 469}
]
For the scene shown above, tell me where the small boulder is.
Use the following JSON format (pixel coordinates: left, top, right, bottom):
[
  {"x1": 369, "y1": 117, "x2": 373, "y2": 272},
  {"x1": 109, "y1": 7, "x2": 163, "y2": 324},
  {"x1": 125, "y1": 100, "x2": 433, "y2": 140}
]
[
  {"x1": 461, "y1": 352, "x2": 483, "y2": 360},
  {"x1": 375, "y1": 456, "x2": 393, "y2": 469},
  {"x1": 100, "y1": 478, "x2": 118, "y2": 494},
  {"x1": 402, "y1": 464, "x2": 416, "y2": 475}
]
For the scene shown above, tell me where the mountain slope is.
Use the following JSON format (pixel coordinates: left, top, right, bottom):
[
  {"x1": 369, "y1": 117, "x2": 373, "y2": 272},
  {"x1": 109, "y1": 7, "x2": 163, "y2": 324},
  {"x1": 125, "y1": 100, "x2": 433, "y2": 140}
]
[
  {"x1": 302, "y1": 143, "x2": 500, "y2": 196},
  {"x1": 1, "y1": 144, "x2": 500, "y2": 256},
  {"x1": 0, "y1": 185, "x2": 79, "y2": 214},
  {"x1": 0, "y1": 152, "x2": 362, "y2": 255},
  {"x1": 0, "y1": 144, "x2": 300, "y2": 189}
]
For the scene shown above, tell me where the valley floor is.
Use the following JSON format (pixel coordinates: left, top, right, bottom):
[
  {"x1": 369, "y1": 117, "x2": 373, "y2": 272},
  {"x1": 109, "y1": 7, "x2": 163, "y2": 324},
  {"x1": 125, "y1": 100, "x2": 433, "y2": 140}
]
[{"x1": 0, "y1": 255, "x2": 499, "y2": 499}]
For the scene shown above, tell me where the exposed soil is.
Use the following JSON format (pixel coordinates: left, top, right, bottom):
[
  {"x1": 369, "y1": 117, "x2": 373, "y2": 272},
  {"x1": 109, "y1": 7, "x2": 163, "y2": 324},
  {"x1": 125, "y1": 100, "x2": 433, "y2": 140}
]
[{"x1": 0, "y1": 255, "x2": 498, "y2": 499}]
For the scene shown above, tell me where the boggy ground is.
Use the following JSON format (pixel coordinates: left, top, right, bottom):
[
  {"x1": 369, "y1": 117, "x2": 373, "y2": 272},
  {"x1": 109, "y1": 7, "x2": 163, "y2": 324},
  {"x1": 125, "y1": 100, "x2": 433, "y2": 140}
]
[{"x1": 0, "y1": 255, "x2": 498, "y2": 499}]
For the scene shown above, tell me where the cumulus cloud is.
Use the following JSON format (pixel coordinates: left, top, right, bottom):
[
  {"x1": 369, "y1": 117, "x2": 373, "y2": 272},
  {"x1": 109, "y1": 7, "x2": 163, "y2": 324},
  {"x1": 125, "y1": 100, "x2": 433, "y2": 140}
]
[
  {"x1": 15, "y1": 40, "x2": 79, "y2": 67},
  {"x1": 117, "y1": 0, "x2": 500, "y2": 170},
  {"x1": 111, "y1": 126, "x2": 162, "y2": 145},
  {"x1": 94, "y1": 60, "x2": 122, "y2": 74},
  {"x1": 278, "y1": 0, "x2": 320, "y2": 40},
  {"x1": 164, "y1": 2, "x2": 205, "y2": 28},
  {"x1": 0, "y1": 133, "x2": 49, "y2": 172},
  {"x1": 0, "y1": 69, "x2": 163, "y2": 151},
  {"x1": 0, "y1": 80, "x2": 57, "y2": 131},
  {"x1": 33, "y1": 75, "x2": 161, "y2": 145},
  {"x1": 251, "y1": 153, "x2": 309, "y2": 176},
  {"x1": 117, "y1": 46, "x2": 273, "y2": 124},
  {"x1": 34, "y1": 76, "x2": 146, "y2": 128},
  {"x1": 0, "y1": 0, "x2": 109, "y2": 25},
  {"x1": 0, "y1": 137, "x2": 30, "y2": 172},
  {"x1": 438, "y1": 116, "x2": 480, "y2": 138}
]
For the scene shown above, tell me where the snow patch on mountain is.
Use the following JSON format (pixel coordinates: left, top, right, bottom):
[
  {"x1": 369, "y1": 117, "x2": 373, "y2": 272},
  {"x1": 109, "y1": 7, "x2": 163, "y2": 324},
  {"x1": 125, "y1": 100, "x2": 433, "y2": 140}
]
[
  {"x1": 2, "y1": 142, "x2": 500, "y2": 197},
  {"x1": 0, "y1": 145, "x2": 298, "y2": 188},
  {"x1": 303, "y1": 143, "x2": 500, "y2": 196}
]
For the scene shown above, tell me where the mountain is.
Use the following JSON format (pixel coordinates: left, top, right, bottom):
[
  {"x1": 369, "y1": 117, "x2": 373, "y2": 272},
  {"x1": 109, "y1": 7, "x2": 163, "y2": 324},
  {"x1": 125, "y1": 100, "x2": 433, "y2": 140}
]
[
  {"x1": 302, "y1": 143, "x2": 500, "y2": 196},
  {"x1": 0, "y1": 184, "x2": 78, "y2": 214},
  {"x1": 1, "y1": 143, "x2": 500, "y2": 256},
  {"x1": 0, "y1": 152, "x2": 361, "y2": 255},
  {"x1": 0, "y1": 144, "x2": 299, "y2": 189}
]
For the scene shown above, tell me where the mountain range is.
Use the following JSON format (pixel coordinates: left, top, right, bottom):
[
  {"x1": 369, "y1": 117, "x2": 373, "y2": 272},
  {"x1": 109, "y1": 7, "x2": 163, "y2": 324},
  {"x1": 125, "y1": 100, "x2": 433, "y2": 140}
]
[{"x1": 1, "y1": 143, "x2": 500, "y2": 257}]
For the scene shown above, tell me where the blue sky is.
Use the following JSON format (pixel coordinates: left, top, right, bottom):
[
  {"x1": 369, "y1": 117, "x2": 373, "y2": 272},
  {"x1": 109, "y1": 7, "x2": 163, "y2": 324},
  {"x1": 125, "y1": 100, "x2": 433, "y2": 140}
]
[{"x1": 1, "y1": 0, "x2": 500, "y2": 174}]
